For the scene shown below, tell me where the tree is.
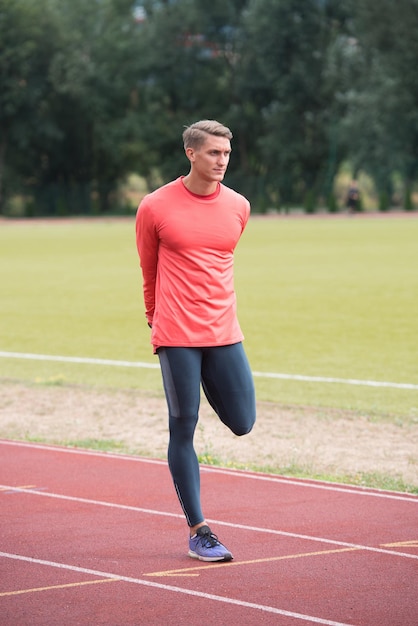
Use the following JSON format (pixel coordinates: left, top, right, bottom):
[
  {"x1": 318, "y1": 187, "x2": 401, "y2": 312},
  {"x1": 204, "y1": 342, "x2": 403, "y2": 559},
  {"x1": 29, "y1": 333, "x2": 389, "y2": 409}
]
[
  {"x1": 3, "y1": 0, "x2": 417, "y2": 214},
  {"x1": 131, "y1": 0, "x2": 247, "y2": 188},
  {"x1": 236, "y1": 0, "x2": 350, "y2": 209},
  {"x1": 35, "y1": 0, "x2": 144, "y2": 213},
  {"x1": 339, "y1": 0, "x2": 418, "y2": 208},
  {"x1": 1, "y1": 0, "x2": 146, "y2": 215},
  {"x1": 0, "y1": 0, "x2": 57, "y2": 212}
]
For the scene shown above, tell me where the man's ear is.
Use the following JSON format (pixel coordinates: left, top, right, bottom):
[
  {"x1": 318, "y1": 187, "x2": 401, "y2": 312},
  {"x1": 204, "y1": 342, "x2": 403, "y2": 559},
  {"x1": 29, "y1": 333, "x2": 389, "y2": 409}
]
[{"x1": 185, "y1": 147, "x2": 195, "y2": 162}]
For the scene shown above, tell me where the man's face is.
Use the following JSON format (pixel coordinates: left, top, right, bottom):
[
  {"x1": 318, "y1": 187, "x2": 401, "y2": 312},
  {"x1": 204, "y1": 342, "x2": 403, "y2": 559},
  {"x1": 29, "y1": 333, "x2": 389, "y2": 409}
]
[{"x1": 187, "y1": 135, "x2": 231, "y2": 183}]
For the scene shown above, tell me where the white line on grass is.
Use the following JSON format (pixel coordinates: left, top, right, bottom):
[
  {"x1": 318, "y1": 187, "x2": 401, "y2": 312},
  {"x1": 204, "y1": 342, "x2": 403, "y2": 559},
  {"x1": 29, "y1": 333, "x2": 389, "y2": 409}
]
[
  {"x1": 1, "y1": 350, "x2": 417, "y2": 390},
  {"x1": 0, "y1": 351, "x2": 160, "y2": 370},
  {"x1": 252, "y1": 370, "x2": 418, "y2": 390}
]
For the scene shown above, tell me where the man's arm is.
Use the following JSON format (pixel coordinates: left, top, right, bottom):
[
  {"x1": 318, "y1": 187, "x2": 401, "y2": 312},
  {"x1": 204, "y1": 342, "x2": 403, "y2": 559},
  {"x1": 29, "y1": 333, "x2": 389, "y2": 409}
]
[{"x1": 135, "y1": 200, "x2": 158, "y2": 327}]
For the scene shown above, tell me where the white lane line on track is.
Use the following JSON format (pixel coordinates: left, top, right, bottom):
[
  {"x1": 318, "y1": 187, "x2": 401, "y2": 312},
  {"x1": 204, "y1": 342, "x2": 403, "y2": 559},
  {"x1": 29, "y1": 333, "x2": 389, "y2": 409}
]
[
  {"x1": 1, "y1": 485, "x2": 417, "y2": 561},
  {"x1": 1, "y1": 350, "x2": 417, "y2": 390},
  {"x1": 201, "y1": 466, "x2": 418, "y2": 503},
  {"x1": 0, "y1": 551, "x2": 354, "y2": 626},
  {"x1": 0, "y1": 439, "x2": 168, "y2": 466},
  {"x1": 1, "y1": 439, "x2": 416, "y2": 503}
]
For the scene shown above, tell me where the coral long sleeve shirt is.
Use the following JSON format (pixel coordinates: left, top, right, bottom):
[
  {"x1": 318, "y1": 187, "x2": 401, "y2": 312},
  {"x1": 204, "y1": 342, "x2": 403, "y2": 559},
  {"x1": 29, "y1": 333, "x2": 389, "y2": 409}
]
[{"x1": 135, "y1": 177, "x2": 250, "y2": 351}]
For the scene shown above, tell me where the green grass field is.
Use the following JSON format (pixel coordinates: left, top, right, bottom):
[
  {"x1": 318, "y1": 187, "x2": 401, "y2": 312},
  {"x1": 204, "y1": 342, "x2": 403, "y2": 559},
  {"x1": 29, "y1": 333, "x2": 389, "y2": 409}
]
[{"x1": 1, "y1": 215, "x2": 417, "y2": 421}]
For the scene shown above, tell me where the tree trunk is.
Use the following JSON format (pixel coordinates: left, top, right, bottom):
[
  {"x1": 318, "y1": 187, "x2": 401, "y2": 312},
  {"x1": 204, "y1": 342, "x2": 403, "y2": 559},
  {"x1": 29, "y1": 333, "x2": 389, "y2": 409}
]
[{"x1": 0, "y1": 135, "x2": 7, "y2": 214}]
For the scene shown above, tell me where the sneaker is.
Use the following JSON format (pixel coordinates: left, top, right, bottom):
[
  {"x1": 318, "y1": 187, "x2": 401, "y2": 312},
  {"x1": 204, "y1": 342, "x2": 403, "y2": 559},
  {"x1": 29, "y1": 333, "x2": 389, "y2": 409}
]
[{"x1": 188, "y1": 525, "x2": 233, "y2": 562}]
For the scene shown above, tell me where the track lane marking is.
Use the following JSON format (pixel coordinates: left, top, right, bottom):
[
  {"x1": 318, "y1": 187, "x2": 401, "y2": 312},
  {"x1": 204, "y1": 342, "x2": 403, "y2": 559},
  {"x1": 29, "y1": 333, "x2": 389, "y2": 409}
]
[
  {"x1": 0, "y1": 578, "x2": 120, "y2": 597},
  {"x1": 0, "y1": 485, "x2": 36, "y2": 493},
  {"x1": 382, "y1": 540, "x2": 418, "y2": 548},
  {"x1": 2, "y1": 439, "x2": 416, "y2": 503},
  {"x1": 0, "y1": 551, "x2": 353, "y2": 626},
  {"x1": 144, "y1": 547, "x2": 360, "y2": 577},
  {"x1": 2, "y1": 484, "x2": 417, "y2": 561},
  {"x1": 202, "y1": 466, "x2": 418, "y2": 502}
]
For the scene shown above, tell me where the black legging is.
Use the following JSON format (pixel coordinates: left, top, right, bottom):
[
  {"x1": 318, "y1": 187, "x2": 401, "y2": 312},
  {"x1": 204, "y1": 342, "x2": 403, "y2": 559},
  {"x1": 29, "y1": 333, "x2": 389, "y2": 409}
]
[{"x1": 158, "y1": 343, "x2": 256, "y2": 527}]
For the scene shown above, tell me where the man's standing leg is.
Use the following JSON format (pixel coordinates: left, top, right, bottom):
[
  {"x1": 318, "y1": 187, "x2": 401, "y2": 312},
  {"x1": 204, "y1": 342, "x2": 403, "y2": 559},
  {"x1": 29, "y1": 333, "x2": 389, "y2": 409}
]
[
  {"x1": 158, "y1": 347, "x2": 203, "y2": 527},
  {"x1": 158, "y1": 347, "x2": 235, "y2": 561}
]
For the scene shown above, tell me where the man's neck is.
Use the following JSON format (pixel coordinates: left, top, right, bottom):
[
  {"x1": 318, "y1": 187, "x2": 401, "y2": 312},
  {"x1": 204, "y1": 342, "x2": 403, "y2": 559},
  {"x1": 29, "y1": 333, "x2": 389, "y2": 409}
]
[{"x1": 182, "y1": 174, "x2": 218, "y2": 197}]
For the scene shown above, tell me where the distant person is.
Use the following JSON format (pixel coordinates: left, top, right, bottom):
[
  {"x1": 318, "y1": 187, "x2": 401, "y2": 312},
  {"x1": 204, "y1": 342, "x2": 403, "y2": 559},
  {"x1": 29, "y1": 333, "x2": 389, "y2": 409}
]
[
  {"x1": 135, "y1": 120, "x2": 256, "y2": 562},
  {"x1": 346, "y1": 180, "x2": 360, "y2": 213}
]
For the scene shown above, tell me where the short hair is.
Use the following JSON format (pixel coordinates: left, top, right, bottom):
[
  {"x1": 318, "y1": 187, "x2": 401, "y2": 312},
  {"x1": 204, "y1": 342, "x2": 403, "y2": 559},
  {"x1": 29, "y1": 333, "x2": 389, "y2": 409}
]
[{"x1": 183, "y1": 120, "x2": 233, "y2": 150}]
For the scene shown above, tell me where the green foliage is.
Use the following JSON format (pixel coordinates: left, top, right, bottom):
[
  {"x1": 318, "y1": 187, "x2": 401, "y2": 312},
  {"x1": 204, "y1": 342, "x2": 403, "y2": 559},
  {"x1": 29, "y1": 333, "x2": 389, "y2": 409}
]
[
  {"x1": 1, "y1": 0, "x2": 418, "y2": 213},
  {"x1": 404, "y1": 184, "x2": 414, "y2": 212},
  {"x1": 303, "y1": 189, "x2": 317, "y2": 213},
  {"x1": 238, "y1": 0, "x2": 338, "y2": 205},
  {"x1": 378, "y1": 190, "x2": 390, "y2": 212},
  {"x1": 1, "y1": 0, "x2": 145, "y2": 214},
  {"x1": 339, "y1": 0, "x2": 418, "y2": 195},
  {"x1": 0, "y1": 0, "x2": 58, "y2": 207},
  {"x1": 326, "y1": 192, "x2": 338, "y2": 213}
]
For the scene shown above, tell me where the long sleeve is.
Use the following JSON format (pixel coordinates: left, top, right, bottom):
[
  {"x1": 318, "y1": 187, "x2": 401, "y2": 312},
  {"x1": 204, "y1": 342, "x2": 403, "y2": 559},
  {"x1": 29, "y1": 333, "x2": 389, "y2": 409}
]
[
  {"x1": 135, "y1": 198, "x2": 159, "y2": 326},
  {"x1": 135, "y1": 178, "x2": 249, "y2": 351}
]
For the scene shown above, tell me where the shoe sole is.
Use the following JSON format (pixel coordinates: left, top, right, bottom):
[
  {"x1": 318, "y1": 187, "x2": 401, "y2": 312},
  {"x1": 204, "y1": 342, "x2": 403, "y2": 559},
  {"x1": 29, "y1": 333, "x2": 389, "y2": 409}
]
[{"x1": 188, "y1": 549, "x2": 233, "y2": 562}]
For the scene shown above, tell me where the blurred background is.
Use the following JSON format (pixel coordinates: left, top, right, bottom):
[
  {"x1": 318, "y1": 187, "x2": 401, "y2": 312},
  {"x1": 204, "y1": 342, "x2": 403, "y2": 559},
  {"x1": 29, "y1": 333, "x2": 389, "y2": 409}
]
[{"x1": 1, "y1": 0, "x2": 418, "y2": 217}]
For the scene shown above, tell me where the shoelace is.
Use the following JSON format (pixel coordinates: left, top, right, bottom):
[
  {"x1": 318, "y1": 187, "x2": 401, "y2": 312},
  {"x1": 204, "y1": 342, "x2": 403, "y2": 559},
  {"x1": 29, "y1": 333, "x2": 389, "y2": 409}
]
[{"x1": 197, "y1": 530, "x2": 220, "y2": 548}]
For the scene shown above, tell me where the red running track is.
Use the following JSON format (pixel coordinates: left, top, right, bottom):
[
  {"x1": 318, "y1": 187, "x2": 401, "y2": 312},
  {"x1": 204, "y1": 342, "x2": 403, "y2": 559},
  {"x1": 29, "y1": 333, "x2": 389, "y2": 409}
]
[{"x1": 1, "y1": 439, "x2": 417, "y2": 625}]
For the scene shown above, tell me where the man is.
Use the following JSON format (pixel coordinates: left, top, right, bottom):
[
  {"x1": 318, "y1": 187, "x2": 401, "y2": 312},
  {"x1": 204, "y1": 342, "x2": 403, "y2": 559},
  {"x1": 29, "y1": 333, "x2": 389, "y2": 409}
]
[
  {"x1": 135, "y1": 119, "x2": 256, "y2": 562},
  {"x1": 346, "y1": 179, "x2": 360, "y2": 213}
]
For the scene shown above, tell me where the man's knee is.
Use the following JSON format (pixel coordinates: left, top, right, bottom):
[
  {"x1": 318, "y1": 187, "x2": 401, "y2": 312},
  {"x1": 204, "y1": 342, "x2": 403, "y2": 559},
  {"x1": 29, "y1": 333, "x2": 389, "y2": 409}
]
[{"x1": 231, "y1": 417, "x2": 255, "y2": 437}]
